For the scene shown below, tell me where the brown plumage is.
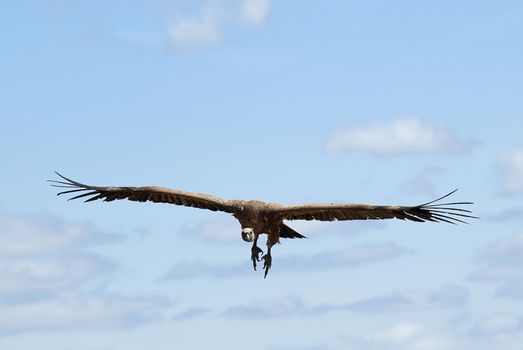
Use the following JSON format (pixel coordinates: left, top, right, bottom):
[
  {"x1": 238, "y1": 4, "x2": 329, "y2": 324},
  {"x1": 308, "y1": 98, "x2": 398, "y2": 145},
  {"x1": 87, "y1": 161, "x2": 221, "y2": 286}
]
[{"x1": 49, "y1": 172, "x2": 476, "y2": 277}]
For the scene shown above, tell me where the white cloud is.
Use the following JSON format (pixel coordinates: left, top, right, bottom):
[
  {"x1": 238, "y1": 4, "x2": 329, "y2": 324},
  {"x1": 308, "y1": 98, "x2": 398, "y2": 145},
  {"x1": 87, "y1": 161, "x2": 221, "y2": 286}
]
[
  {"x1": 471, "y1": 315, "x2": 523, "y2": 336},
  {"x1": 0, "y1": 213, "x2": 168, "y2": 335},
  {"x1": 476, "y1": 233, "x2": 523, "y2": 265},
  {"x1": 173, "y1": 306, "x2": 210, "y2": 321},
  {"x1": 400, "y1": 167, "x2": 445, "y2": 196},
  {"x1": 0, "y1": 255, "x2": 114, "y2": 299},
  {"x1": 240, "y1": 0, "x2": 271, "y2": 26},
  {"x1": 269, "y1": 345, "x2": 328, "y2": 350},
  {"x1": 326, "y1": 117, "x2": 468, "y2": 155},
  {"x1": 471, "y1": 265, "x2": 523, "y2": 281},
  {"x1": 366, "y1": 322, "x2": 422, "y2": 343},
  {"x1": 500, "y1": 147, "x2": 523, "y2": 193},
  {"x1": 497, "y1": 282, "x2": 523, "y2": 300},
  {"x1": 358, "y1": 317, "x2": 523, "y2": 350},
  {"x1": 219, "y1": 285, "x2": 467, "y2": 320},
  {"x1": 222, "y1": 296, "x2": 305, "y2": 319},
  {"x1": 470, "y1": 233, "x2": 523, "y2": 301},
  {"x1": 0, "y1": 213, "x2": 118, "y2": 299},
  {"x1": 0, "y1": 294, "x2": 169, "y2": 335},
  {"x1": 364, "y1": 322, "x2": 447, "y2": 350},
  {"x1": 346, "y1": 284, "x2": 469, "y2": 313},
  {"x1": 0, "y1": 213, "x2": 118, "y2": 257},
  {"x1": 183, "y1": 217, "x2": 240, "y2": 243},
  {"x1": 163, "y1": 242, "x2": 411, "y2": 279},
  {"x1": 47, "y1": 0, "x2": 270, "y2": 51},
  {"x1": 167, "y1": 0, "x2": 271, "y2": 51},
  {"x1": 283, "y1": 317, "x2": 523, "y2": 350},
  {"x1": 413, "y1": 337, "x2": 440, "y2": 350},
  {"x1": 168, "y1": 6, "x2": 223, "y2": 51}
]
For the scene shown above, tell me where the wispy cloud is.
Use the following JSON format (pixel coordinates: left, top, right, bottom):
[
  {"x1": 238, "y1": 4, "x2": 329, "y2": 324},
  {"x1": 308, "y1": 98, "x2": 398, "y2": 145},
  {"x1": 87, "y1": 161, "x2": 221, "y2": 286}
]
[
  {"x1": 48, "y1": 1, "x2": 271, "y2": 52},
  {"x1": 220, "y1": 285, "x2": 468, "y2": 320},
  {"x1": 0, "y1": 294, "x2": 169, "y2": 336},
  {"x1": 163, "y1": 260, "x2": 248, "y2": 280},
  {"x1": 326, "y1": 117, "x2": 470, "y2": 156},
  {"x1": 0, "y1": 213, "x2": 119, "y2": 257},
  {"x1": 346, "y1": 284, "x2": 469, "y2": 313},
  {"x1": 497, "y1": 282, "x2": 523, "y2": 301},
  {"x1": 365, "y1": 322, "x2": 423, "y2": 344},
  {"x1": 0, "y1": 212, "x2": 169, "y2": 335},
  {"x1": 364, "y1": 321, "x2": 446, "y2": 350},
  {"x1": 0, "y1": 213, "x2": 118, "y2": 300},
  {"x1": 173, "y1": 306, "x2": 210, "y2": 321},
  {"x1": 0, "y1": 254, "x2": 115, "y2": 301},
  {"x1": 163, "y1": 242, "x2": 411, "y2": 280},
  {"x1": 361, "y1": 316, "x2": 523, "y2": 350},
  {"x1": 240, "y1": 0, "x2": 271, "y2": 26},
  {"x1": 268, "y1": 345, "x2": 328, "y2": 350},
  {"x1": 470, "y1": 314, "x2": 523, "y2": 336},
  {"x1": 400, "y1": 167, "x2": 445, "y2": 196},
  {"x1": 500, "y1": 147, "x2": 523, "y2": 193},
  {"x1": 222, "y1": 296, "x2": 306, "y2": 319},
  {"x1": 182, "y1": 217, "x2": 241, "y2": 243},
  {"x1": 469, "y1": 233, "x2": 523, "y2": 300},
  {"x1": 486, "y1": 207, "x2": 523, "y2": 222},
  {"x1": 168, "y1": 5, "x2": 224, "y2": 51},
  {"x1": 168, "y1": 0, "x2": 271, "y2": 52},
  {"x1": 475, "y1": 233, "x2": 523, "y2": 265}
]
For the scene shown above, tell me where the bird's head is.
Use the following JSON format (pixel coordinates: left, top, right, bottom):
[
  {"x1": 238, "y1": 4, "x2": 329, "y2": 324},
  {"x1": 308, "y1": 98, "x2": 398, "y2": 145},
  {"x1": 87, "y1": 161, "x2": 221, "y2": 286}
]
[{"x1": 241, "y1": 228, "x2": 255, "y2": 242}]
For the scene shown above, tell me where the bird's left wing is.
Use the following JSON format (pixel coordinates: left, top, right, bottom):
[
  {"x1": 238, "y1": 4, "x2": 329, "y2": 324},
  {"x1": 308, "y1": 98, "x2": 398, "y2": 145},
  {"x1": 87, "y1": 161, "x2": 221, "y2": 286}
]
[
  {"x1": 269, "y1": 190, "x2": 476, "y2": 224},
  {"x1": 49, "y1": 172, "x2": 236, "y2": 213}
]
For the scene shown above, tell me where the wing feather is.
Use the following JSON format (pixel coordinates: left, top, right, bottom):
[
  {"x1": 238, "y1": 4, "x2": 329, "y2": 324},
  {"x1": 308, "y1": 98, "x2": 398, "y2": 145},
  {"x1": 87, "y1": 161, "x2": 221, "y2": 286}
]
[
  {"x1": 48, "y1": 172, "x2": 235, "y2": 213},
  {"x1": 270, "y1": 190, "x2": 477, "y2": 224}
]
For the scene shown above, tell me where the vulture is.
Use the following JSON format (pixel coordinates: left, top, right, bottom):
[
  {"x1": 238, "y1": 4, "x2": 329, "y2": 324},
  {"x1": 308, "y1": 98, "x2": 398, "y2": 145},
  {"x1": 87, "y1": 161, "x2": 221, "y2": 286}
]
[{"x1": 49, "y1": 172, "x2": 476, "y2": 278}]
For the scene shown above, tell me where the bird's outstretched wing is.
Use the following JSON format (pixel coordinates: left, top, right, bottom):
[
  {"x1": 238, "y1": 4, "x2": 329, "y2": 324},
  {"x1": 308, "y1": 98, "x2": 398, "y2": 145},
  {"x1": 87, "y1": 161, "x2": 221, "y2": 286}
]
[
  {"x1": 48, "y1": 172, "x2": 235, "y2": 213},
  {"x1": 269, "y1": 190, "x2": 476, "y2": 224}
]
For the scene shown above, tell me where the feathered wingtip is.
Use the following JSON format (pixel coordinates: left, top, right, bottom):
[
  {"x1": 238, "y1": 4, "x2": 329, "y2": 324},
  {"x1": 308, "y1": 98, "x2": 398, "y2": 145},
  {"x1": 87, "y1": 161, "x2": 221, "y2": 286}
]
[
  {"x1": 416, "y1": 189, "x2": 479, "y2": 224},
  {"x1": 47, "y1": 171, "x2": 100, "y2": 201}
]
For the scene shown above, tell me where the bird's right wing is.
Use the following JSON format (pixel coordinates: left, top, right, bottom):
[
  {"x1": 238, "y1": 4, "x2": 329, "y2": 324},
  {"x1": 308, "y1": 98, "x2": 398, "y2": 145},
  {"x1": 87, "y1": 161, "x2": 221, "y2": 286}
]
[
  {"x1": 269, "y1": 190, "x2": 476, "y2": 224},
  {"x1": 48, "y1": 172, "x2": 236, "y2": 214}
]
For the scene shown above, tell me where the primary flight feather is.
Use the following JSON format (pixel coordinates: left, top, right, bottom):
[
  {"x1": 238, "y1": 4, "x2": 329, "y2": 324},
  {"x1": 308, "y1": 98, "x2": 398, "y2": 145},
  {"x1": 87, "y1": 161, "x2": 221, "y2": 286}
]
[{"x1": 49, "y1": 172, "x2": 476, "y2": 277}]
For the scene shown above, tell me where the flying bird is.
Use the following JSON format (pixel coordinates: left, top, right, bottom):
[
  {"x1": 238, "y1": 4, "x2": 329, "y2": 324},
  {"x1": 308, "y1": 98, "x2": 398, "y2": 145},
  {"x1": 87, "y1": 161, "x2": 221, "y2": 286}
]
[{"x1": 49, "y1": 172, "x2": 476, "y2": 277}]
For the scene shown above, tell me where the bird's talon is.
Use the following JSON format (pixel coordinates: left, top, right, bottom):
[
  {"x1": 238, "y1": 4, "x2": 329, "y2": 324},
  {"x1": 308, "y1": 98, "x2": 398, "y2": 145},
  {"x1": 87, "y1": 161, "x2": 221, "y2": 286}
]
[
  {"x1": 262, "y1": 254, "x2": 272, "y2": 278},
  {"x1": 251, "y1": 246, "x2": 263, "y2": 271}
]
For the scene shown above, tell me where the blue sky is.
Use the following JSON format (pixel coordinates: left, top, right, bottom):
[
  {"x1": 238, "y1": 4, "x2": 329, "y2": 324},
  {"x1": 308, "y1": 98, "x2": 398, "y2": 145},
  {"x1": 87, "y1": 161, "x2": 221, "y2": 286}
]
[{"x1": 1, "y1": 1, "x2": 523, "y2": 349}]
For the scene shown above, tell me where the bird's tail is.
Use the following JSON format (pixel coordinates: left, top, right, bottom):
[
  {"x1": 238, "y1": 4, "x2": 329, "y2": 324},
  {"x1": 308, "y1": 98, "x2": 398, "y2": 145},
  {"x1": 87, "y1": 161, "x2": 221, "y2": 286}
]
[{"x1": 279, "y1": 223, "x2": 306, "y2": 239}]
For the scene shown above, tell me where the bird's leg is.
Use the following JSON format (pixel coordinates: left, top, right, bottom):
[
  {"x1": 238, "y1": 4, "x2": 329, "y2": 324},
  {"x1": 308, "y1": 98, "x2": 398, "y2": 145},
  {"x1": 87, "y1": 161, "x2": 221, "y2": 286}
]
[
  {"x1": 251, "y1": 237, "x2": 263, "y2": 271},
  {"x1": 262, "y1": 246, "x2": 272, "y2": 278}
]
